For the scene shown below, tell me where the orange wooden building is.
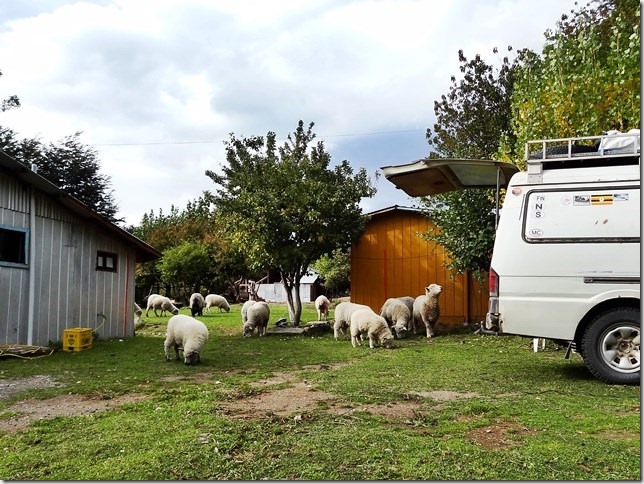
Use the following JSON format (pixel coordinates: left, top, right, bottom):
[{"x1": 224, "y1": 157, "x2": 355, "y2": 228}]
[{"x1": 350, "y1": 205, "x2": 488, "y2": 327}]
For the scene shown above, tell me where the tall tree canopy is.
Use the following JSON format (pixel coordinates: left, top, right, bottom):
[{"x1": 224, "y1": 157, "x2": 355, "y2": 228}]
[
  {"x1": 206, "y1": 120, "x2": 376, "y2": 325},
  {"x1": 130, "y1": 198, "x2": 250, "y2": 302},
  {"x1": 510, "y1": 0, "x2": 640, "y2": 150},
  {"x1": 421, "y1": 0, "x2": 639, "y2": 278},
  {"x1": 0, "y1": 127, "x2": 121, "y2": 223},
  {"x1": 421, "y1": 48, "x2": 522, "y2": 277}
]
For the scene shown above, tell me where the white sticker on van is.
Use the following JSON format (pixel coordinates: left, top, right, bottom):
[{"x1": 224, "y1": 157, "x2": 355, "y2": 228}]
[{"x1": 573, "y1": 195, "x2": 590, "y2": 206}]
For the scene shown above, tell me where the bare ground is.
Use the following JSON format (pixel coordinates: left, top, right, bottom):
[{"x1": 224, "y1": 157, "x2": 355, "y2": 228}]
[{"x1": 1, "y1": 369, "x2": 529, "y2": 449}]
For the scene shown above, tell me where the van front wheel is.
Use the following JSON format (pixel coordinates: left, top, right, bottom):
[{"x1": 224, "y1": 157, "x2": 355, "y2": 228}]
[{"x1": 581, "y1": 308, "x2": 640, "y2": 385}]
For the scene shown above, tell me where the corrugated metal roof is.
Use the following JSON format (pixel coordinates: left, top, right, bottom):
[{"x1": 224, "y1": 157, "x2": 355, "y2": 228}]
[{"x1": 0, "y1": 150, "x2": 161, "y2": 262}]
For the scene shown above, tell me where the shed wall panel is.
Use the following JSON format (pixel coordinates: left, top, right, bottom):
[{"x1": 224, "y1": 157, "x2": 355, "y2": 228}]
[
  {"x1": 351, "y1": 209, "x2": 489, "y2": 326},
  {"x1": 0, "y1": 179, "x2": 138, "y2": 346}
]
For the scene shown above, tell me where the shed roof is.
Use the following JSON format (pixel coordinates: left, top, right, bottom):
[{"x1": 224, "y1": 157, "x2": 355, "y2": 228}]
[
  {"x1": 0, "y1": 150, "x2": 161, "y2": 262},
  {"x1": 365, "y1": 205, "x2": 424, "y2": 218}
]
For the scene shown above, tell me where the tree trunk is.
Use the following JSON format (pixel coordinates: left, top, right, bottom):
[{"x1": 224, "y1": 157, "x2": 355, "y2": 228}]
[{"x1": 282, "y1": 274, "x2": 302, "y2": 326}]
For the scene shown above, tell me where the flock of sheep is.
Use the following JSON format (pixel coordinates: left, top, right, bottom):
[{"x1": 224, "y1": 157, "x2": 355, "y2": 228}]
[{"x1": 151, "y1": 283, "x2": 443, "y2": 366}]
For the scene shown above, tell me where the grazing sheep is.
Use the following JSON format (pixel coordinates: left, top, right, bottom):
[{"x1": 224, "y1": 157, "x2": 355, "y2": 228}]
[
  {"x1": 189, "y1": 293, "x2": 205, "y2": 317},
  {"x1": 379, "y1": 298, "x2": 412, "y2": 339},
  {"x1": 204, "y1": 294, "x2": 231, "y2": 313},
  {"x1": 350, "y1": 309, "x2": 394, "y2": 349},
  {"x1": 243, "y1": 301, "x2": 270, "y2": 337},
  {"x1": 412, "y1": 284, "x2": 443, "y2": 338},
  {"x1": 241, "y1": 299, "x2": 256, "y2": 325},
  {"x1": 397, "y1": 296, "x2": 415, "y2": 315},
  {"x1": 333, "y1": 301, "x2": 371, "y2": 340},
  {"x1": 134, "y1": 303, "x2": 142, "y2": 323},
  {"x1": 146, "y1": 294, "x2": 180, "y2": 317},
  {"x1": 164, "y1": 314, "x2": 209, "y2": 365},
  {"x1": 315, "y1": 295, "x2": 331, "y2": 321}
]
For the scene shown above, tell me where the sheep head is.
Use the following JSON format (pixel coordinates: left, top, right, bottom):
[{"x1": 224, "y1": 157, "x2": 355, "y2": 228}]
[
  {"x1": 425, "y1": 284, "x2": 442, "y2": 298},
  {"x1": 184, "y1": 351, "x2": 201, "y2": 365}
]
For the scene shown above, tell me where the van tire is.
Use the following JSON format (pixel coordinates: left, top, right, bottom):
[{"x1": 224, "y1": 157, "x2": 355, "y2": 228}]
[{"x1": 581, "y1": 308, "x2": 640, "y2": 385}]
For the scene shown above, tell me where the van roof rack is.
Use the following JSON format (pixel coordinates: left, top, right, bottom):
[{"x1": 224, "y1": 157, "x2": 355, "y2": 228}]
[{"x1": 525, "y1": 132, "x2": 640, "y2": 183}]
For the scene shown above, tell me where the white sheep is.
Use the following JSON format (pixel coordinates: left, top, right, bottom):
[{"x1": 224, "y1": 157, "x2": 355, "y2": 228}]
[
  {"x1": 164, "y1": 314, "x2": 209, "y2": 365},
  {"x1": 397, "y1": 296, "x2": 415, "y2": 315},
  {"x1": 350, "y1": 308, "x2": 394, "y2": 349},
  {"x1": 243, "y1": 301, "x2": 270, "y2": 337},
  {"x1": 332, "y1": 301, "x2": 371, "y2": 340},
  {"x1": 379, "y1": 298, "x2": 412, "y2": 339},
  {"x1": 189, "y1": 293, "x2": 205, "y2": 317},
  {"x1": 241, "y1": 299, "x2": 256, "y2": 325},
  {"x1": 145, "y1": 294, "x2": 180, "y2": 317},
  {"x1": 412, "y1": 284, "x2": 443, "y2": 338},
  {"x1": 315, "y1": 295, "x2": 331, "y2": 321},
  {"x1": 204, "y1": 294, "x2": 231, "y2": 313}
]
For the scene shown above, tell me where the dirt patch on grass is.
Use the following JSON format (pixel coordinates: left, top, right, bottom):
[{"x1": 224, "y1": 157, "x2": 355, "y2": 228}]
[
  {"x1": 218, "y1": 380, "x2": 336, "y2": 418},
  {"x1": 0, "y1": 393, "x2": 149, "y2": 434},
  {"x1": 467, "y1": 421, "x2": 538, "y2": 450},
  {"x1": 0, "y1": 375, "x2": 63, "y2": 400},
  {"x1": 594, "y1": 430, "x2": 639, "y2": 441},
  {"x1": 327, "y1": 401, "x2": 423, "y2": 419},
  {"x1": 410, "y1": 390, "x2": 479, "y2": 401}
]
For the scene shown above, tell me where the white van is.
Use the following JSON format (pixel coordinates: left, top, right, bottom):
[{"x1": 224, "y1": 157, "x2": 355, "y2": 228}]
[{"x1": 382, "y1": 131, "x2": 640, "y2": 384}]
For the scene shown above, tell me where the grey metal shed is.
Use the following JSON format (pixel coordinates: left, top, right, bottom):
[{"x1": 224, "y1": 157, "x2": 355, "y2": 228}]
[{"x1": 0, "y1": 150, "x2": 161, "y2": 347}]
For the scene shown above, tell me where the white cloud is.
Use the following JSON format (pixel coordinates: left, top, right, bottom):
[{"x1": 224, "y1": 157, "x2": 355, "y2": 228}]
[{"x1": 0, "y1": 0, "x2": 579, "y2": 225}]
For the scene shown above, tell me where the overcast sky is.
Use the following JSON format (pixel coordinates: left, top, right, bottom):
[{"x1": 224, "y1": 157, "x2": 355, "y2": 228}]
[{"x1": 0, "y1": 0, "x2": 579, "y2": 226}]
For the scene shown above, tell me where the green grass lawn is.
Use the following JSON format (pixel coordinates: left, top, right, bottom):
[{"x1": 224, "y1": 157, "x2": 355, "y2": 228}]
[{"x1": 0, "y1": 302, "x2": 640, "y2": 480}]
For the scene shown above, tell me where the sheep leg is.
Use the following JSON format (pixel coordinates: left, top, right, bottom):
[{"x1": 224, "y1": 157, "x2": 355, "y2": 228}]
[
  {"x1": 423, "y1": 319, "x2": 434, "y2": 338},
  {"x1": 174, "y1": 343, "x2": 181, "y2": 360},
  {"x1": 368, "y1": 333, "x2": 376, "y2": 349},
  {"x1": 163, "y1": 341, "x2": 173, "y2": 361},
  {"x1": 351, "y1": 334, "x2": 360, "y2": 347}
]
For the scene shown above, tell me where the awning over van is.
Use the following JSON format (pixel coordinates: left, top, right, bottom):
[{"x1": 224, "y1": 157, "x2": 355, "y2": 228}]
[{"x1": 381, "y1": 158, "x2": 520, "y2": 197}]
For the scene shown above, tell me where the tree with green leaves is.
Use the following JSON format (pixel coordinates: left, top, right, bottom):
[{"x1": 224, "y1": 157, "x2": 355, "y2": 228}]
[
  {"x1": 158, "y1": 241, "x2": 211, "y2": 300},
  {"x1": 421, "y1": 48, "x2": 522, "y2": 277},
  {"x1": 0, "y1": 69, "x2": 20, "y2": 112},
  {"x1": 0, "y1": 127, "x2": 121, "y2": 223},
  {"x1": 311, "y1": 248, "x2": 351, "y2": 298},
  {"x1": 510, "y1": 0, "x2": 640, "y2": 150},
  {"x1": 130, "y1": 197, "x2": 252, "y2": 302},
  {"x1": 206, "y1": 120, "x2": 376, "y2": 325}
]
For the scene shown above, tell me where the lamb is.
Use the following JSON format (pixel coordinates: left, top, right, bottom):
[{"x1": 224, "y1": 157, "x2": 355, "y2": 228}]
[
  {"x1": 332, "y1": 301, "x2": 371, "y2": 340},
  {"x1": 379, "y1": 298, "x2": 412, "y2": 339},
  {"x1": 243, "y1": 301, "x2": 270, "y2": 337},
  {"x1": 350, "y1": 308, "x2": 394, "y2": 349},
  {"x1": 315, "y1": 295, "x2": 331, "y2": 321},
  {"x1": 164, "y1": 314, "x2": 209, "y2": 365},
  {"x1": 189, "y1": 293, "x2": 205, "y2": 317},
  {"x1": 204, "y1": 294, "x2": 231, "y2": 313},
  {"x1": 412, "y1": 284, "x2": 443, "y2": 338},
  {"x1": 145, "y1": 294, "x2": 180, "y2": 317}
]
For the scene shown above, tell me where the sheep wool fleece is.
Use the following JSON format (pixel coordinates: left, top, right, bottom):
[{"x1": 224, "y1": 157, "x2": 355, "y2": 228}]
[{"x1": 165, "y1": 315, "x2": 209, "y2": 365}]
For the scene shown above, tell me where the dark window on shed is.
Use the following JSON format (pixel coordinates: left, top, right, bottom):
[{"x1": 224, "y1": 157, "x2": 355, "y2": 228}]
[
  {"x1": 96, "y1": 251, "x2": 118, "y2": 272},
  {"x1": 0, "y1": 226, "x2": 28, "y2": 266}
]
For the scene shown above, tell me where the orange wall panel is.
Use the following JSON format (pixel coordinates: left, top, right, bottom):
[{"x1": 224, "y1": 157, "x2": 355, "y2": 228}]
[{"x1": 351, "y1": 208, "x2": 489, "y2": 326}]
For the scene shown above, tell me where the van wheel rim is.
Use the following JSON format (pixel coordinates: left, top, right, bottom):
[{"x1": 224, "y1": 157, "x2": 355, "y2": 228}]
[{"x1": 600, "y1": 326, "x2": 640, "y2": 373}]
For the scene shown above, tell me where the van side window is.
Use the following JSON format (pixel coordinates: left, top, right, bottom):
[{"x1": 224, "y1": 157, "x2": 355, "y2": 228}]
[{"x1": 523, "y1": 187, "x2": 640, "y2": 243}]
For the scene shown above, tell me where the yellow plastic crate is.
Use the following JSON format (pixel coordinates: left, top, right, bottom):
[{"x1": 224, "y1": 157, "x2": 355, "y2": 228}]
[{"x1": 63, "y1": 328, "x2": 93, "y2": 352}]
